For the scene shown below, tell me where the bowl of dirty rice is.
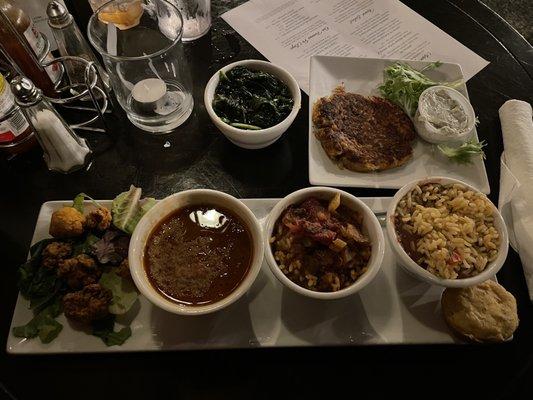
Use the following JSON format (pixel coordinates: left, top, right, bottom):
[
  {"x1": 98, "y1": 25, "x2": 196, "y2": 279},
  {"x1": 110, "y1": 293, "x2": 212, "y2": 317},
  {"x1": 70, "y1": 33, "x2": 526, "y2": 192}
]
[
  {"x1": 386, "y1": 177, "x2": 508, "y2": 288},
  {"x1": 264, "y1": 187, "x2": 385, "y2": 299}
]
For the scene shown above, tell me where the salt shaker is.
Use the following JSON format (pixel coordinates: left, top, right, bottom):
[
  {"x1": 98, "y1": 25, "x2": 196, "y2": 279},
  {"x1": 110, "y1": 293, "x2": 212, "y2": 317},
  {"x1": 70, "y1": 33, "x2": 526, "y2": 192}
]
[
  {"x1": 46, "y1": 1, "x2": 110, "y2": 90},
  {"x1": 11, "y1": 76, "x2": 92, "y2": 173}
]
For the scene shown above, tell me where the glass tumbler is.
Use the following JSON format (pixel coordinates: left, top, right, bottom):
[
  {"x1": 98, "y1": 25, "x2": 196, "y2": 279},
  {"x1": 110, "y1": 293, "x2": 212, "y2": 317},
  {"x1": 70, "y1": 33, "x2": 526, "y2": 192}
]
[
  {"x1": 88, "y1": 0, "x2": 193, "y2": 133},
  {"x1": 169, "y1": 0, "x2": 211, "y2": 41}
]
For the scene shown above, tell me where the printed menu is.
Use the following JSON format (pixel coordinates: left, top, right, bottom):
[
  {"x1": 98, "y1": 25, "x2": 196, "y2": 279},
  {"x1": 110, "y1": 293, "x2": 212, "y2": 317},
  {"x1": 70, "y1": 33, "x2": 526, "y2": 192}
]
[{"x1": 222, "y1": 0, "x2": 489, "y2": 93}]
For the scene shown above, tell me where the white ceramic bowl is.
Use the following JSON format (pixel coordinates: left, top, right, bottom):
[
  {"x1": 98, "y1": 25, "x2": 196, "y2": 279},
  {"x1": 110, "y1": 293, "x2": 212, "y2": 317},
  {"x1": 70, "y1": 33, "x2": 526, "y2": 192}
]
[
  {"x1": 264, "y1": 187, "x2": 385, "y2": 300},
  {"x1": 386, "y1": 176, "x2": 509, "y2": 288},
  {"x1": 414, "y1": 86, "x2": 476, "y2": 144},
  {"x1": 204, "y1": 59, "x2": 301, "y2": 149},
  {"x1": 129, "y1": 189, "x2": 264, "y2": 315}
]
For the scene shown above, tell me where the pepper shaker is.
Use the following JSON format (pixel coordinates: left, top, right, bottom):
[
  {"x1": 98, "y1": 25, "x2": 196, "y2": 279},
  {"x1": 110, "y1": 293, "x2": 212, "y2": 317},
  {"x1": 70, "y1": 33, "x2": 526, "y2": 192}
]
[
  {"x1": 46, "y1": 1, "x2": 110, "y2": 90},
  {"x1": 11, "y1": 76, "x2": 92, "y2": 173}
]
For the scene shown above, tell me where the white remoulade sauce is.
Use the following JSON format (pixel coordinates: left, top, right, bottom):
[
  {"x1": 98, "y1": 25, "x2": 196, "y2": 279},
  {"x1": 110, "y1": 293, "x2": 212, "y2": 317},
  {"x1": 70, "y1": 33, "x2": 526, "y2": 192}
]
[{"x1": 414, "y1": 86, "x2": 475, "y2": 144}]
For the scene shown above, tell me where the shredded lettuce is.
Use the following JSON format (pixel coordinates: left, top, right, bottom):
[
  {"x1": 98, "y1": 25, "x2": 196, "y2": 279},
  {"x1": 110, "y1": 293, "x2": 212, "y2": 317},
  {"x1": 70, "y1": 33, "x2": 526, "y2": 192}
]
[
  {"x1": 112, "y1": 186, "x2": 156, "y2": 235},
  {"x1": 378, "y1": 62, "x2": 462, "y2": 116},
  {"x1": 99, "y1": 271, "x2": 138, "y2": 315}
]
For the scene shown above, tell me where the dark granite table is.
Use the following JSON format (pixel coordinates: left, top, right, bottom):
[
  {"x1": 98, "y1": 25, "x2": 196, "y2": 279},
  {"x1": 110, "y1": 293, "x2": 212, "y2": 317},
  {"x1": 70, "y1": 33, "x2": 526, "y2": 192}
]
[{"x1": 1, "y1": 0, "x2": 532, "y2": 398}]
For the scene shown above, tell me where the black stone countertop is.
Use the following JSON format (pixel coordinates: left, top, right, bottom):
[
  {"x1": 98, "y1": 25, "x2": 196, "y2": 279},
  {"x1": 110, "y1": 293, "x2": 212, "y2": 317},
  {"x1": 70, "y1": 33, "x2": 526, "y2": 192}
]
[{"x1": 1, "y1": 0, "x2": 532, "y2": 399}]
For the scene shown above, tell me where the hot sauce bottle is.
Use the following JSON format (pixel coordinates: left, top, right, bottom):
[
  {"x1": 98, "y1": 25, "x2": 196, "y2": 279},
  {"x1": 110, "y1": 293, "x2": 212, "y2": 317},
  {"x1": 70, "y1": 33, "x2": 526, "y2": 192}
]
[{"x1": 0, "y1": 0, "x2": 62, "y2": 98}]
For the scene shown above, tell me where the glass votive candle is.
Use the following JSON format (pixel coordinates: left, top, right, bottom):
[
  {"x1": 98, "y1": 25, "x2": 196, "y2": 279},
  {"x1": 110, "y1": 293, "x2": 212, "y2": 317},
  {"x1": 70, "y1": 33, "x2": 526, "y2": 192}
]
[{"x1": 88, "y1": 0, "x2": 193, "y2": 133}]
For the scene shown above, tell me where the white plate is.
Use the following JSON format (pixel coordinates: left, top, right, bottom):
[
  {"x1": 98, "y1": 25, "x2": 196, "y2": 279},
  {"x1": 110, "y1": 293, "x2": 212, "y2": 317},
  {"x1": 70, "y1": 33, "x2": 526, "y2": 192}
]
[
  {"x1": 8, "y1": 198, "x2": 462, "y2": 354},
  {"x1": 308, "y1": 56, "x2": 490, "y2": 193}
]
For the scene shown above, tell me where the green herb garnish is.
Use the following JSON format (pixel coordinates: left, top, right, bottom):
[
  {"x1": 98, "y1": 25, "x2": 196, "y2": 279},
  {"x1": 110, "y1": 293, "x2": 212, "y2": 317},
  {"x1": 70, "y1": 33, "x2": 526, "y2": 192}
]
[
  {"x1": 438, "y1": 139, "x2": 486, "y2": 164},
  {"x1": 12, "y1": 296, "x2": 63, "y2": 344},
  {"x1": 19, "y1": 239, "x2": 59, "y2": 304},
  {"x1": 72, "y1": 233, "x2": 100, "y2": 256},
  {"x1": 378, "y1": 62, "x2": 462, "y2": 116},
  {"x1": 72, "y1": 193, "x2": 102, "y2": 213},
  {"x1": 212, "y1": 66, "x2": 294, "y2": 129},
  {"x1": 92, "y1": 315, "x2": 132, "y2": 346}
]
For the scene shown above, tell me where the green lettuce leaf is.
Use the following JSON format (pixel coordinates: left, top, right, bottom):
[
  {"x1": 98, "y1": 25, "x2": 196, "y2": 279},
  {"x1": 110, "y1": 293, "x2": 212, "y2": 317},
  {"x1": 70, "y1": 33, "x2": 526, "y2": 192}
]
[
  {"x1": 12, "y1": 297, "x2": 63, "y2": 343},
  {"x1": 72, "y1": 193, "x2": 85, "y2": 213},
  {"x1": 99, "y1": 271, "x2": 138, "y2": 315},
  {"x1": 72, "y1": 233, "x2": 100, "y2": 256},
  {"x1": 72, "y1": 193, "x2": 102, "y2": 213},
  {"x1": 92, "y1": 315, "x2": 131, "y2": 346},
  {"x1": 112, "y1": 186, "x2": 156, "y2": 235},
  {"x1": 19, "y1": 238, "x2": 59, "y2": 302}
]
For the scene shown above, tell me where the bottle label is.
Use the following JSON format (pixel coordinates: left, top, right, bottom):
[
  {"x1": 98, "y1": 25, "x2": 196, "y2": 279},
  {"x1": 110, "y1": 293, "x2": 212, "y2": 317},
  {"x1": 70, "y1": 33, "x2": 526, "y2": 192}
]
[
  {"x1": 0, "y1": 77, "x2": 16, "y2": 115},
  {"x1": 0, "y1": 110, "x2": 30, "y2": 143},
  {"x1": 23, "y1": 23, "x2": 62, "y2": 84}
]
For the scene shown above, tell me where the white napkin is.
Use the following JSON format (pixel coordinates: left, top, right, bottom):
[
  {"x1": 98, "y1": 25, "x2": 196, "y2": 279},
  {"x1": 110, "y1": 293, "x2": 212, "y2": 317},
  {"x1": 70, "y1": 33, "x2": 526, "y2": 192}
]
[{"x1": 498, "y1": 100, "x2": 533, "y2": 301}]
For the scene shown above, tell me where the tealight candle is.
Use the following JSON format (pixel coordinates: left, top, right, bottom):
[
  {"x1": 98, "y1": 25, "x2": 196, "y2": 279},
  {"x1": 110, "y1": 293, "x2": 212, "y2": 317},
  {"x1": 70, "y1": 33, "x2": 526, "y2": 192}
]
[{"x1": 132, "y1": 78, "x2": 167, "y2": 104}]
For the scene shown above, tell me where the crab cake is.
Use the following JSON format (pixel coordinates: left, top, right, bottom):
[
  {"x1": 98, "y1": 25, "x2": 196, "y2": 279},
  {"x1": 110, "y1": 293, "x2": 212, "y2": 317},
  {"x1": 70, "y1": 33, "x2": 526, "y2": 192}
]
[
  {"x1": 441, "y1": 280, "x2": 518, "y2": 342},
  {"x1": 312, "y1": 87, "x2": 416, "y2": 172}
]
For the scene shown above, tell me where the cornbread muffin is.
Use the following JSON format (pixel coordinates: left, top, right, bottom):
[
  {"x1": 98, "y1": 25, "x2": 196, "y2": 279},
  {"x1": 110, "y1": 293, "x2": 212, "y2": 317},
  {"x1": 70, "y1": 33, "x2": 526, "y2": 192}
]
[{"x1": 441, "y1": 280, "x2": 518, "y2": 342}]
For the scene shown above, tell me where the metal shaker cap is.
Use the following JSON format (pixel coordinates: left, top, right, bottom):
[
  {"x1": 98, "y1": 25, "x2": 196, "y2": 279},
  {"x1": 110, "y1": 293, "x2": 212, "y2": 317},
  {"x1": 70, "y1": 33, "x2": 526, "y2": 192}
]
[
  {"x1": 47, "y1": 1, "x2": 72, "y2": 28},
  {"x1": 11, "y1": 76, "x2": 42, "y2": 107}
]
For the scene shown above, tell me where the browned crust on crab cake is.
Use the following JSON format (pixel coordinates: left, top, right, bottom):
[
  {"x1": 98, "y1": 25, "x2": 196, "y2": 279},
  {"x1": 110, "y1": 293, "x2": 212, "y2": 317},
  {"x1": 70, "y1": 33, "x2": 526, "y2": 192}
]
[{"x1": 312, "y1": 87, "x2": 416, "y2": 172}]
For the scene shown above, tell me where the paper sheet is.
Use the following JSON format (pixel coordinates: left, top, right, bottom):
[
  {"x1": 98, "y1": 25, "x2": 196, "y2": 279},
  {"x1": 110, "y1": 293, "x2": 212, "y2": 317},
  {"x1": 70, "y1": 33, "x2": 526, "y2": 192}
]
[{"x1": 222, "y1": 0, "x2": 489, "y2": 93}]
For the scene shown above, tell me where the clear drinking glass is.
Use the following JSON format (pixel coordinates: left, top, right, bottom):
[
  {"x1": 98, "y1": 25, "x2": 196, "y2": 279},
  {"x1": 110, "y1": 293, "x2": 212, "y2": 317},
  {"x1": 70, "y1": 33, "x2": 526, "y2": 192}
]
[
  {"x1": 168, "y1": 0, "x2": 211, "y2": 41},
  {"x1": 87, "y1": 0, "x2": 193, "y2": 133}
]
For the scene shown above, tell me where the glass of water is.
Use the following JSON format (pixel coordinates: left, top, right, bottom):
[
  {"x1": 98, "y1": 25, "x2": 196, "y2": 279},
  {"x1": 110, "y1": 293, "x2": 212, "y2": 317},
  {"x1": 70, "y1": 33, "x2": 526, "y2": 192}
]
[
  {"x1": 87, "y1": 0, "x2": 193, "y2": 133},
  {"x1": 168, "y1": 0, "x2": 211, "y2": 41}
]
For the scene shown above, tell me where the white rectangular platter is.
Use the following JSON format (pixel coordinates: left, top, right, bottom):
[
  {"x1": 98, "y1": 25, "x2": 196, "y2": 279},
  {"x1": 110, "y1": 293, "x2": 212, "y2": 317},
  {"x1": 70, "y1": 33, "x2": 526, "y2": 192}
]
[
  {"x1": 8, "y1": 198, "x2": 460, "y2": 354},
  {"x1": 308, "y1": 56, "x2": 490, "y2": 193}
]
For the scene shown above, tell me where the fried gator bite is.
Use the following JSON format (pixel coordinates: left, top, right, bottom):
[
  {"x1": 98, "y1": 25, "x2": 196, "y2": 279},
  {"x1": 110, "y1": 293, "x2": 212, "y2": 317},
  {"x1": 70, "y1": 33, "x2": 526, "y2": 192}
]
[
  {"x1": 49, "y1": 207, "x2": 85, "y2": 238},
  {"x1": 42, "y1": 241, "x2": 72, "y2": 269},
  {"x1": 57, "y1": 254, "x2": 102, "y2": 290},
  {"x1": 85, "y1": 207, "x2": 112, "y2": 231},
  {"x1": 62, "y1": 284, "x2": 112, "y2": 323}
]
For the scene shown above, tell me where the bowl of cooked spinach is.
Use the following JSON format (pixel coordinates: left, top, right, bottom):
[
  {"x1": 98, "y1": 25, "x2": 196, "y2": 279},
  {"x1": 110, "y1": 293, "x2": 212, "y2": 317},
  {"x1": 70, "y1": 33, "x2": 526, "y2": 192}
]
[{"x1": 205, "y1": 60, "x2": 301, "y2": 149}]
